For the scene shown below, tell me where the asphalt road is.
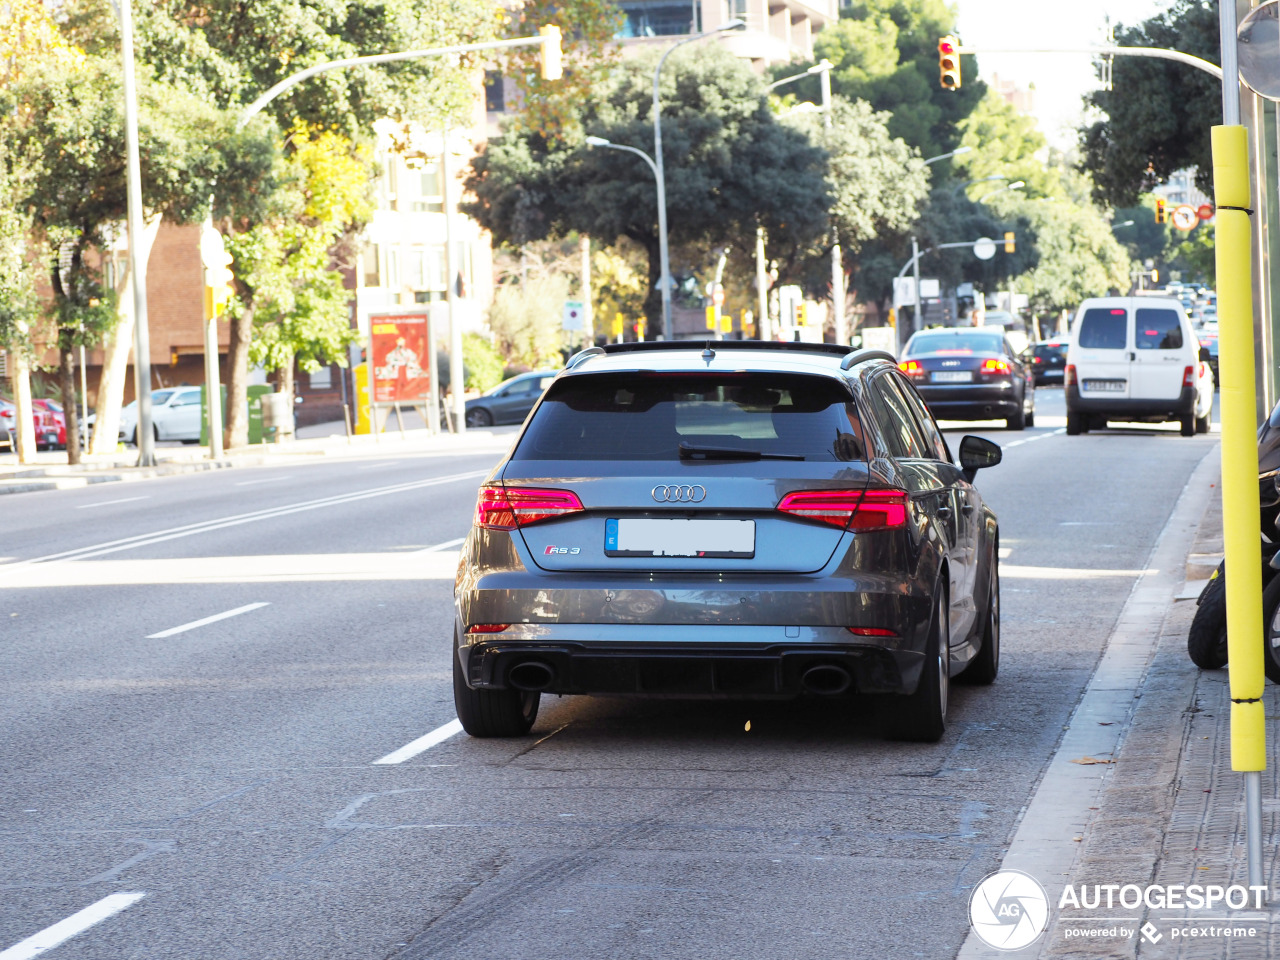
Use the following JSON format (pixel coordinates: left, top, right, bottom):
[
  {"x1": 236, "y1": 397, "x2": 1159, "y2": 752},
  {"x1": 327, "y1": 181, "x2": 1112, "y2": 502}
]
[{"x1": 0, "y1": 387, "x2": 1219, "y2": 960}]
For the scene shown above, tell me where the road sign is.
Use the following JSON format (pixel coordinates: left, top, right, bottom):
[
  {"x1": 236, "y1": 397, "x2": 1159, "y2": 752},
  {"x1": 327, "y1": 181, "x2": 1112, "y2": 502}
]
[
  {"x1": 973, "y1": 237, "x2": 996, "y2": 260},
  {"x1": 562, "y1": 300, "x2": 585, "y2": 331},
  {"x1": 1197, "y1": 203, "x2": 1216, "y2": 221},
  {"x1": 1172, "y1": 205, "x2": 1198, "y2": 231}
]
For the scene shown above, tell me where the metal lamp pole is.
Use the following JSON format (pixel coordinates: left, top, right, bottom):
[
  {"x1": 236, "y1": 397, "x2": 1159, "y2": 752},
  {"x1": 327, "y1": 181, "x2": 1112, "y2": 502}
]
[{"x1": 653, "y1": 19, "x2": 746, "y2": 341}]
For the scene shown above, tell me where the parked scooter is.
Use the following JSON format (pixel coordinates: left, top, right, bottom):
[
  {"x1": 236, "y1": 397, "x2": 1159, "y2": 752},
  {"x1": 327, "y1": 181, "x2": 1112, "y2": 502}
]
[{"x1": 1187, "y1": 399, "x2": 1280, "y2": 677}]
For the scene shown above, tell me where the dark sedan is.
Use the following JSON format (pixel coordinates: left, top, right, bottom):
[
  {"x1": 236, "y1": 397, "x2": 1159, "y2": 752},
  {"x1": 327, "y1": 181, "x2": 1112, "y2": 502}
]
[
  {"x1": 899, "y1": 328, "x2": 1035, "y2": 430},
  {"x1": 463, "y1": 370, "x2": 558, "y2": 428},
  {"x1": 1029, "y1": 339, "x2": 1069, "y2": 386}
]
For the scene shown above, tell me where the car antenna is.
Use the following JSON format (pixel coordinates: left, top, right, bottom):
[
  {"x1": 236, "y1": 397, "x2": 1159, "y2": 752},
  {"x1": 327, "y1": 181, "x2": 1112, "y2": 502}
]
[{"x1": 702, "y1": 340, "x2": 715, "y2": 364}]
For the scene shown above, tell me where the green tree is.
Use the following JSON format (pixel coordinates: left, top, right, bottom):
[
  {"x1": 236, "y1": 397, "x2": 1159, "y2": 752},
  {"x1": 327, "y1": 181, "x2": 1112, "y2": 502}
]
[
  {"x1": 462, "y1": 332, "x2": 504, "y2": 392},
  {"x1": 466, "y1": 46, "x2": 830, "y2": 329},
  {"x1": 1078, "y1": 0, "x2": 1219, "y2": 206},
  {"x1": 798, "y1": 0, "x2": 986, "y2": 160},
  {"x1": 488, "y1": 274, "x2": 569, "y2": 367},
  {"x1": 953, "y1": 91, "x2": 1057, "y2": 199},
  {"x1": 1168, "y1": 223, "x2": 1215, "y2": 287}
]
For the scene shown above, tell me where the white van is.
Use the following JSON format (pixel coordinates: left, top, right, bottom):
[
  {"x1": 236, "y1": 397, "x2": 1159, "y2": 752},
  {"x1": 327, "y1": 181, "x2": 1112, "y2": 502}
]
[{"x1": 1065, "y1": 296, "x2": 1211, "y2": 436}]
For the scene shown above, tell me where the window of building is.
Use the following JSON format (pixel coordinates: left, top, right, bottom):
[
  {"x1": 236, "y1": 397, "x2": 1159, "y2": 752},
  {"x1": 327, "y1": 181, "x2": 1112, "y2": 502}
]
[
  {"x1": 616, "y1": 1, "x2": 696, "y2": 37},
  {"x1": 407, "y1": 162, "x2": 443, "y2": 213},
  {"x1": 310, "y1": 366, "x2": 332, "y2": 389},
  {"x1": 485, "y1": 71, "x2": 506, "y2": 112},
  {"x1": 361, "y1": 245, "x2": 380, "y2": 287}
]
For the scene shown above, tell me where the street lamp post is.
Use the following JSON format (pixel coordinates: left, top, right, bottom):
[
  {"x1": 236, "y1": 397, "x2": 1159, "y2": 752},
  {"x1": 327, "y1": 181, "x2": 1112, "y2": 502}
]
[
  {"x1": 977, "y1": 180, "x2": 1026, "y2": 203},
  {"x1": 653, "y1": 19, "x2": 746, "y2": 341},
  {"x1": 923, "y1": 145, "x2": 972, "y2": 166}
]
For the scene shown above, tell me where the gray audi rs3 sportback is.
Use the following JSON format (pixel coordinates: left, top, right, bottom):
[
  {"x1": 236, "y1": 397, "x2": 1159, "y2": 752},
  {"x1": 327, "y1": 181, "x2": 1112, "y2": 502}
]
[{"x1": 452, "y1": 342, "x2": 1003, "y2": 742}]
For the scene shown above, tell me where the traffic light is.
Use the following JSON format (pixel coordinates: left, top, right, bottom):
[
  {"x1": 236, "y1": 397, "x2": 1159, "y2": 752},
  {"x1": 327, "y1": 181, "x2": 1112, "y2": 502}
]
[
  {"x1": 204, "y1": 249, "x2": 234, "y2": 315},
  {"x1": 795, "y1": 303, "x2": 807, "y2": 326},
  {"x1": 539, "y1": 25, "x2": 562, "y2": 81},
  {"x1": 938, "y1": 36, "x2": 961, "y2": 90},
  {"x1": 1004, "y1": 231, "x2": 1015, "y2": 254},
  {"x1": 1155, "y1": 197, "x2": 1167, "y2": 224}
]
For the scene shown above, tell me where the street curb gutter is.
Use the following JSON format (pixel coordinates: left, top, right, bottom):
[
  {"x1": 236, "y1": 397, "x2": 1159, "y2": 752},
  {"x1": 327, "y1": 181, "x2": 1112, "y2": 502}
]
[{"x1": 957, "y1": 445, "x2": 1222, "y2": 960}]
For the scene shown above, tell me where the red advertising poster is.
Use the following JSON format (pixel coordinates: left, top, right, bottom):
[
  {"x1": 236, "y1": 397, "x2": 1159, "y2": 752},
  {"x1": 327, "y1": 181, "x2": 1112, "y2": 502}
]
[{"x1": 370, "y1": 312, "x2": 431, "y2": 403}]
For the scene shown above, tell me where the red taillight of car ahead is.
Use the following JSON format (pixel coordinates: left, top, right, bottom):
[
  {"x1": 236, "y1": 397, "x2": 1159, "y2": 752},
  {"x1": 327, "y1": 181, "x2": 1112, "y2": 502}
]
[
  {"x1": 979, "y1": 358, "x2": 1010, "y2": 375},
  {"x1": 1032, "y1": 356, "x2": 1043, "y2": 364},
  {"x1": 847, "y1": 626, "x2": 899, "y2": 638},
  {"x1": 475, "y1": 485, "x2": 585, "y2": 530},
  {"x1": 776, "y1": 489, "x2": 908, "y2": 530},
  {"x1": 467, "y1": 623, "x2": 511, "y2": 633},
  {"x1": 1065, "y1": 364, "x2": 1077, "y2": 387},
  {"x1": 899, "y1": 360, "x2": 925, "y2": 380},
  {"x1": 1183, "y1": 366, "x2": 1195, "y2": 388}
]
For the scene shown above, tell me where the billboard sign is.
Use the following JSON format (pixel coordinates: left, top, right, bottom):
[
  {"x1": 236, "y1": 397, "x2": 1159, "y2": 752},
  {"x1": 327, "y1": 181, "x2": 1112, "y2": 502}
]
[{"x1": 369, "y1": 312, "x2": 431, "y2": 403}]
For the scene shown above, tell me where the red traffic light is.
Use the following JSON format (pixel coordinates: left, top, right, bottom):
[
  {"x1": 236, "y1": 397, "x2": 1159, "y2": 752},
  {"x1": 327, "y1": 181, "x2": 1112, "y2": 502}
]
[{"x1": 938, "y1": 39, "x2": 956, "y2": 54}]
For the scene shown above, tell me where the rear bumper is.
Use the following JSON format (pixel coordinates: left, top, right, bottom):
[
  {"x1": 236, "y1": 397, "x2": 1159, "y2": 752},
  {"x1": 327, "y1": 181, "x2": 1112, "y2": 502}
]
[
  {"x1": 914, "y1": 382, "x2": 1020, "y2": 420},
  {"x1": 459, "y1": 633, "x2": 917, "y2": 698},
  {"x1": 1066, "y1": 385, "x2": 1196, "y2": 419}
]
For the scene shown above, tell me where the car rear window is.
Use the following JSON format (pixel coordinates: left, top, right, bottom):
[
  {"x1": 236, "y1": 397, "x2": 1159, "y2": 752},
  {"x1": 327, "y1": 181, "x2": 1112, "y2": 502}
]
[
  {"x1": 1135, "y1": 309, "x2": 1183, "y2": 350},
  {"x1": 1033, "y1": 343, "x2": 1067, "y2": 359},
  {"x1": 1077, "y1": 309, "x2": 1128, "y2": 349},
  {"x1": 908, "y1": 333, "x2": 1004, "y2": 355},
  {"x1": 513, "y1": 372, "x2": 866, "y2": 462}
]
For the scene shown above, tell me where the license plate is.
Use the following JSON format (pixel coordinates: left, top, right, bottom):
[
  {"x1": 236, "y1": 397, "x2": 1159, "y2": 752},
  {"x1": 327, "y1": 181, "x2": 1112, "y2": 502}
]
[
  {"x1": 931, "y1": 371, "x2": 972, "y2": 383},
  {"x1": 1083, "y1": 379, "x2": 1126, "y2": 392},
  {"x1": 605, "y1": 518, "x2": 755, "y2": 558}
]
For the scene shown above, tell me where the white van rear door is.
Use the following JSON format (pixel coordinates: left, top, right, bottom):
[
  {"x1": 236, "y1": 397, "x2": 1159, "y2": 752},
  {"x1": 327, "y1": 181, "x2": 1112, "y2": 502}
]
[
  {"x1": 1074, "y1": 305, "x2": 1131, "y2": 399},
  {"x1": 1130, "y1": 305, "x2": 1188, "y2": 401}
]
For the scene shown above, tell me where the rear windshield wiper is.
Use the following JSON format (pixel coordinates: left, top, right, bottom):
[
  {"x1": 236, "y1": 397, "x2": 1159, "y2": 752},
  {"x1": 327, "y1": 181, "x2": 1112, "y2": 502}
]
[{"x1": 678, "y1": 442, "x2": 805, "y2": 461}]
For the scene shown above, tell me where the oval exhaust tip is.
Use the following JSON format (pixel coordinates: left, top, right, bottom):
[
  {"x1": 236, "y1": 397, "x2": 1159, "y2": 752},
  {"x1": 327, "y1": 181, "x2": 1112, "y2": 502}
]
[
  {"x1": 801, "y1": 664, "x2": 851, "y2": 696},
  {"x1": 508, "y1": 660, "x2": 555, "y2": 691}
]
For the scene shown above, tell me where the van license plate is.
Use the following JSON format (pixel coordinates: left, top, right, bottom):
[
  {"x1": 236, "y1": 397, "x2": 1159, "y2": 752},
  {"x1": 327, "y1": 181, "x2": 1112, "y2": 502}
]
[
  {"x1": 1083, "y1": 379, "x2": 1126, "y2": 391},
  {"x1": 605, "y1": 518, "x2": 755, "y2": 558},
  {"x1": 931, "y1": 371, "x2": 972, "y2": 383}
]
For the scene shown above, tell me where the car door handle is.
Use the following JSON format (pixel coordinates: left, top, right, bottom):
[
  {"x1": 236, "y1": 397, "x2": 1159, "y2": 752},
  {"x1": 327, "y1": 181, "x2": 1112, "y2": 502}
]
[
  {"x1": 936, "y1": 505, "x2": 953, "y2": 520},
  {"x1": 961, "y1": 503, "x2": 975, "y2": 516}
]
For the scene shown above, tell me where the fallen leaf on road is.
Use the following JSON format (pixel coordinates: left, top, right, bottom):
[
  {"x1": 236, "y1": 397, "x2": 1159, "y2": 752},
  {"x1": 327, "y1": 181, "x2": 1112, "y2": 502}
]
[{"x1": 1071, "y1": 756, "x2": 1116, "y2": 765}]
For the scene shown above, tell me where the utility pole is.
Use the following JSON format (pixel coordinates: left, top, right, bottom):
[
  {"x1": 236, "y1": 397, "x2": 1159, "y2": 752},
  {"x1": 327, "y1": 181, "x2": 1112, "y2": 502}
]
[
  {"x1": 580, "y1": 235, "x2": 593, "y2": 348},
  {"x1": 119, "y1": 0, "x2": 156, "y2": 466},
  {"x1": 442, "y1": 128, "x2": 465, "y2": 435},
  {"x1": 756, "y1": 226, "x2": 770, "y2": 341},
  {"x1": 911, "y1": 235, "x2": 923, "y2": 346}
]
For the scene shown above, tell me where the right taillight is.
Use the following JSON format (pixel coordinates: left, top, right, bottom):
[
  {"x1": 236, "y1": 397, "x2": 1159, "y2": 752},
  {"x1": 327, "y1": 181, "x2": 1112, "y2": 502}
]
[
  {"x1": 776, "y1": 489, "x2": 908, "y2": 530},
  {"x1": 475, "y1": 485, "x2": 584, "y2": 530},
  {"x1": 1064, "y1": 364, "x2": 1077, "y2": 387}
]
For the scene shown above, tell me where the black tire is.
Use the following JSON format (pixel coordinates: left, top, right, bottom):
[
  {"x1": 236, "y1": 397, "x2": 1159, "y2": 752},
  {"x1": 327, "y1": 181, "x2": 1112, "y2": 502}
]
[
  {"x1": 466, "y1": 408, "x2": 493, "y2": 428},
  {"x1": 961, "y1": 560, "x2": 999, "y2": 685},
  {"x1": 884, "y1": 589, "x2": 949, "y2": 742},
  {"x1": 1180, "y1": 413, "x2": 1195, "y2": 437},
  {"x1": 1264, "y1": 575, "x2": 1280, "y2": 685},
  {"x1": 1025, "y1": 402, "x2": 1035, "y2": 428},
  {"x1": 1188, "y1": 563, "x2": 1229, "y2": 670},
  {"x1": 1066, "y1": 411, "x2": 1083, "y2": 435},
  {"x1": 1196, "y1": 411, "x2": 1210, "y2": 434},
  {"x1": 453, "y1": 632, "x2": 539, "y2": 737},
  {"x1": 1005, "y1": 404, "x2": 1026, "y2": 431}
]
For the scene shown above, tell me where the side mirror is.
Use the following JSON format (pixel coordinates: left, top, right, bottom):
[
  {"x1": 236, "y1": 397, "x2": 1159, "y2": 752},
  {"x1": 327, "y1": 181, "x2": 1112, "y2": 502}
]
[
  {"x1": 959, "y1": 435, "x2": 1002, "y2": 482},
  {"x1": 1199, "y1": 346, "x2": 1211, "y2": 362}
]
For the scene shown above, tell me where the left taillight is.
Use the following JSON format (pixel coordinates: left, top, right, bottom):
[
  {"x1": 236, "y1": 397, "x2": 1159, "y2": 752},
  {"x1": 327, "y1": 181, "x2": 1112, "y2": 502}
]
[
  {"x1": 899, "y1": 360, "x2": 926, "y2": 381},
  {"x1": 1183, "y1": 365, "x2": 1195, "y2": 388},
  {"x1": 475, "y1": 484, "x2": 585, "y2": 530},
  {"x1": 776, "y1": 489, "x2": 908, "y2": 531},
  {"x1": 980, "y1": 358, "x2": 1010, "y2": 375}
]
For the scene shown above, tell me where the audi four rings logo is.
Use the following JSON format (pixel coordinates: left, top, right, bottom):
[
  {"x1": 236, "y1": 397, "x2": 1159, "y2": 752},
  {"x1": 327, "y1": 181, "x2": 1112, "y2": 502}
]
[{"x1": 652, "y1": 484, "x2": 707, "y2": 502}]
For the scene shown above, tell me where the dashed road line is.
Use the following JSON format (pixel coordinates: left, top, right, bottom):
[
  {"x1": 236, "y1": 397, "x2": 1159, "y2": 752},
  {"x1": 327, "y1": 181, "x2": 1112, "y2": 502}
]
[
  {"x1": 234, "y1": 476, "x2": 292, "y2": 486},
  {"x1": 0, "y1": 892, "x2": 145, "y2": 960},
  {"x1": 373, "y1": 718, "x2": 464, "y2": 764},
  {"x1": 74, "y1": 496, "x2": 150, "y2": 510},
  {"x1": 147, "y1": 602, "x2": 270, "y2": 639},
  {"x1": 1002, "y1": 427, "x2": 1066, "y2": 450}
]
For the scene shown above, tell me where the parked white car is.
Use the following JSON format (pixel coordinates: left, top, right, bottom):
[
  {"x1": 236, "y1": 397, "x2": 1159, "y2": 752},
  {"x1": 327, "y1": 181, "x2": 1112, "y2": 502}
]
[
  {"x1": 120, "y1": 387, "x2": 204, "y2": 444},
  {"x1": 1065, "y1": 296, "x2": 1211, "y2": 436}
]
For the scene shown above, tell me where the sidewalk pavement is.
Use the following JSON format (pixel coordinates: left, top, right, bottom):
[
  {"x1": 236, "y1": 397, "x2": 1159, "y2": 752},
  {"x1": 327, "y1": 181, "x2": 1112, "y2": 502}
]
[
  {"x1": 0, "y1": 419, "x2": 518, "y2": 496},
  {"x1": 1039, "y1": 466, "x2": 1280, "y2": 958}
]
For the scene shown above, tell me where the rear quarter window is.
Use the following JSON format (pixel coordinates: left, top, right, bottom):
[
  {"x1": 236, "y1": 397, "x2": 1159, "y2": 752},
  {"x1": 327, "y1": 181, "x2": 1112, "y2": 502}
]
[
  {"x1": 1077, "y1": 309, "x2": 1128, "y2": 349},
  {"x1": 1135, "y1": 308, "x2": 1184, "y2": 350},
  {"x1": 513, "y1": 372, "x2": 867, "y2": 462}
]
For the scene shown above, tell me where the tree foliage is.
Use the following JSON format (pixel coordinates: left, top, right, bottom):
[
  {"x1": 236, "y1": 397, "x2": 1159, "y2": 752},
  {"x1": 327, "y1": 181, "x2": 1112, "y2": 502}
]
[
  {"x1": 487, "y1": 273, "x2": 569, "y2": 367},
  {"x1": 799, "y1": 0, "x2": 986, "y2": 160},
  {"x1": 466, "y1": 47, "x2": 832, "y2": 326},
  {"x1": 1078, "y1": 0, "x2": 1219, "y2": 206}
]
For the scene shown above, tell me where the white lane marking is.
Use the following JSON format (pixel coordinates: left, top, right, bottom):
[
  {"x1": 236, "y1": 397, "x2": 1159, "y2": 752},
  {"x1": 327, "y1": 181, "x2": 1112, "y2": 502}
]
[
  {"x1": 75, "y1": 496, "x2": 150, "y2": 510},
  {"x1": 417, "y1": 537, "x2": 465, "y2": 553},
  {"x1": 235, "y1": 476, "x2": 292, "y2": 487},
  {"x1": 9, "y1": 470, "x2": 487, "y2": 568},
  {"x1": 999, "y1": 427, "x2": 1066, "y2": 450},
  {"x1": 358, "y1": 461, "x2": 398, "y2": 469},
  {"x1": 147, "y1": 602, "x2": 270, "y2": 638},
  {"x1": 0, "y1": 892, "x2": 146, "y2": 960},
  {"x1": 373, "y1": 718, "x2": 464, "y2": 764}
]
